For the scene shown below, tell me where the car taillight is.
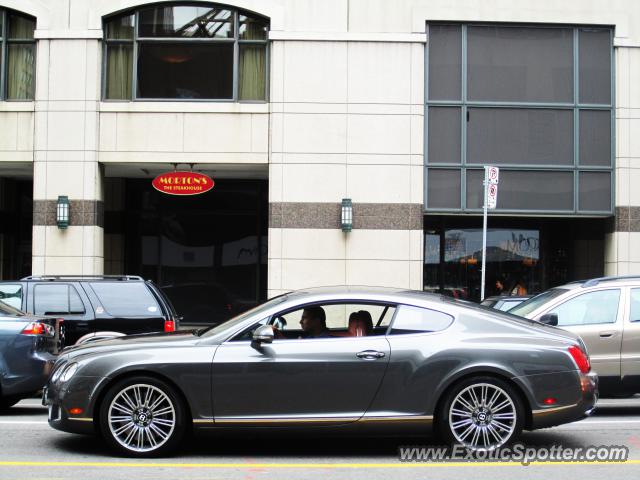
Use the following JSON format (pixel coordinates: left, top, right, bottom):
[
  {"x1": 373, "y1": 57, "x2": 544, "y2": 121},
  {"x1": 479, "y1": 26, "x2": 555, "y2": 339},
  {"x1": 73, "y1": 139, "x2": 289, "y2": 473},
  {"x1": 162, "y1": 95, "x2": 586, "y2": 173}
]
[
  {"x1": 21, "y1": 322, "x2": 53, "y2": 336},
  {"x1": 568, "y1": 345, "x2": 591, "y2": 374},
  {"x1": 164, "y1": 320, "x2": 176, "y2": 332}
]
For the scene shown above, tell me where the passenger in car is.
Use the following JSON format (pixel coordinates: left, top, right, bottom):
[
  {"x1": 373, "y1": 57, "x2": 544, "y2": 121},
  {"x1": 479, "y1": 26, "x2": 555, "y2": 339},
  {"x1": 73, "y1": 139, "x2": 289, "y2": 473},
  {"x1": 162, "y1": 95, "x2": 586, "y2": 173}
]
[
  {"x1": 299, "y1": 306, "x2": 331, "y2": 338},
  {"x1": 345, "y1": 310, "x2": 373, "y2": 337}
]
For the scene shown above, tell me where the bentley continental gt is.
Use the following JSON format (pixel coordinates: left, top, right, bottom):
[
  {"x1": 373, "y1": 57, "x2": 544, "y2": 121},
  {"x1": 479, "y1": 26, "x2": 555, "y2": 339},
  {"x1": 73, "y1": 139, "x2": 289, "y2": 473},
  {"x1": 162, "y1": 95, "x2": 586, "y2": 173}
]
[{"x1": 43, "y1": 287, "x2": 598, "y2": 456}]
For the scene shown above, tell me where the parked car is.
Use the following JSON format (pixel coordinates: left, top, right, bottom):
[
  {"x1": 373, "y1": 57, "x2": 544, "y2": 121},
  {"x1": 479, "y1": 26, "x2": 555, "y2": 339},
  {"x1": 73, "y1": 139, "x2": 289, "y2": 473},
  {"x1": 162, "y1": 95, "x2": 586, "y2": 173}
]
[
  {"x1": 1, "y1": 300, "x2": 63, "y2": 410},
  {"x1": 0, "y1": 276, "x2": 180, "y2": 345},
  {"x1": 44, "y1": 286, "x2": 596, "y2": 456},
  {"x1": 509, "y1": 275, "x2": 640, "y2": 396},
  {"x1": 481, "y1": 295, "x2": 532, "y2": 312}
]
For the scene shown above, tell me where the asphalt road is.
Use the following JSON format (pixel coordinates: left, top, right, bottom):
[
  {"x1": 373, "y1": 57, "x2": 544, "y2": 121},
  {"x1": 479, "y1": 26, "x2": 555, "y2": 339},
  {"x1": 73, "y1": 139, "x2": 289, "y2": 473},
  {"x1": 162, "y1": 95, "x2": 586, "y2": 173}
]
[{"x1": 1, "y1": 396, "x2": 639, "y2": 480}]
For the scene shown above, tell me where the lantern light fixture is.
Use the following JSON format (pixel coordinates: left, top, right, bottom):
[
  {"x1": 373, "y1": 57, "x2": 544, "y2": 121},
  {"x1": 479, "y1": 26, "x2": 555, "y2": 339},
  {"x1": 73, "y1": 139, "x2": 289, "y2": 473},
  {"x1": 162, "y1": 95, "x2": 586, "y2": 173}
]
[
  {"x1": 341, "y1": 198, "x2": 353, "y2": 233},
  {"x1": 56, "y1": 196, "x2": 69, "y2": 229}
]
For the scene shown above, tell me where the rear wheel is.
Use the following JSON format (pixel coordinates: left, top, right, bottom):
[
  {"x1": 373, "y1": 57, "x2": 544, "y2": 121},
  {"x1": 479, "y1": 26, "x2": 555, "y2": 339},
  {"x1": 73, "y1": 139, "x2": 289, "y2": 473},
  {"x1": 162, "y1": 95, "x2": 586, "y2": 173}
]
[
  {"x1": 438, "y1": 376, "x2": 524, "y2": 451},
  {"x1": 99, "y1": 376, "x2": 187, "y2": 457}
]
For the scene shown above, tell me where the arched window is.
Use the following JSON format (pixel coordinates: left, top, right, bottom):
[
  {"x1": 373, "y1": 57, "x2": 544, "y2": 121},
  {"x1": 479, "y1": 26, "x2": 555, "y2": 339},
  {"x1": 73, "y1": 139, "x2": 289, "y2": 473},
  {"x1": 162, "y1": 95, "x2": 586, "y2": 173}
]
[
  {"x1": 0, "y1": 8, "x2": 36, "y2": 100},
  {"x1": 103, "y1": 3, "x2": 269, "y2": 101}
]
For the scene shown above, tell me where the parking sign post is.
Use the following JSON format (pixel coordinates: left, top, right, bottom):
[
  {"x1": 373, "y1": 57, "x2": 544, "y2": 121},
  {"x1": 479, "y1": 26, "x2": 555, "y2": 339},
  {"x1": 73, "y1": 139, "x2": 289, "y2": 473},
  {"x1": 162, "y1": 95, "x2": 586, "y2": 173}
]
[{"x1": 481, "y1": 166, "x2": 499, "y2": 301}]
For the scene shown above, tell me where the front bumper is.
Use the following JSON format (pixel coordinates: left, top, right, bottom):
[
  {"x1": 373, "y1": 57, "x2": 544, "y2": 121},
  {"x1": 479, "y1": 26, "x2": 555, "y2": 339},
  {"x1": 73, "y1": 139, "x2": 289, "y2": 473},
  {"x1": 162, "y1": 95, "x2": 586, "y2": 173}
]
[
  {"x1": 530, "y1": 371, "x2": 598, "y2": 430},
  {"x1": 43, "y1": 376, "x2": 106, "y2": 435}
]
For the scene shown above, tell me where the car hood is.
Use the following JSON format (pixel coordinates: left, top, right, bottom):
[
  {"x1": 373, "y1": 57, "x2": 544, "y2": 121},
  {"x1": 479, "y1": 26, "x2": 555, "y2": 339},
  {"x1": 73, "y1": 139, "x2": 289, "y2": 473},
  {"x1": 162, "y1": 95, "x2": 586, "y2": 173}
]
[{"x1": 61, "y1": 330, "x2": 200, "y2": 360}]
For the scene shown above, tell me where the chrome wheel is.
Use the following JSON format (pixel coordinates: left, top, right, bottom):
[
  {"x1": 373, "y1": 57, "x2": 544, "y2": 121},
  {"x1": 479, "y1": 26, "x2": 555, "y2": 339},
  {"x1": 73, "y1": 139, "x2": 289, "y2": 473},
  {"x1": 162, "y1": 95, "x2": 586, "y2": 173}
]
[
  {"x1": 107, "y1": 383, "x2": 176, "y2": 453},
  {"x1": 448, "y1": 382, "x2": 517, "y2": 451}
]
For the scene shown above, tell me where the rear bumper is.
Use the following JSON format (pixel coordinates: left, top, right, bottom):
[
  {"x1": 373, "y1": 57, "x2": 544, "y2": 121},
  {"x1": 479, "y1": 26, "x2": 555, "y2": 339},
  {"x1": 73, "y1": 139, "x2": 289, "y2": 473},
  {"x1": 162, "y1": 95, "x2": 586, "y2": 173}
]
[
  {"x1": 530, "y1": 371, "x2": 598, "y2": 430},
  {"x1": 1, "y1": 350, "x2": 56, "y2": 398}
]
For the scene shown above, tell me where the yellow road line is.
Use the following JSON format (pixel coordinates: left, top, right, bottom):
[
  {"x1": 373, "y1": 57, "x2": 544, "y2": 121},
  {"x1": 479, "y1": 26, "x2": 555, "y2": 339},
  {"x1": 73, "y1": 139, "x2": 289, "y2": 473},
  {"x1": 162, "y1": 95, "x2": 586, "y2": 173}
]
[{"x1": 0, "y1": 460, "x2": 638, "y2": 468}]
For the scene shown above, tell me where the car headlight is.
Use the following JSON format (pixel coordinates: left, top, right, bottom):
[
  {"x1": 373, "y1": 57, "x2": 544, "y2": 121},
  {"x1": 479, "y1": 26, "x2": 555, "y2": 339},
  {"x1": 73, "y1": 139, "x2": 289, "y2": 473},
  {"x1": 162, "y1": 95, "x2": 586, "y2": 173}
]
[
  {"x1": 50, "y1": 363, "x2": 66, "y2": 383},
  {"x1": 60, "y1": 363, "x2": 79, "y2": 383}
]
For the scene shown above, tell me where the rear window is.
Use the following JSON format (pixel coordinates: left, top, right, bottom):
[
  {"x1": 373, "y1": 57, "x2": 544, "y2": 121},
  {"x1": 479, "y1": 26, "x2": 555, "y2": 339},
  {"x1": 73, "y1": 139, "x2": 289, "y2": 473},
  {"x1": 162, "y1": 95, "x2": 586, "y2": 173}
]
[
  {"x1": 509, "y1": 288, "x2": 568, "y2": 317},
  {"x1": 89, "y1": 282, "x2": 161, "y2": 317}
]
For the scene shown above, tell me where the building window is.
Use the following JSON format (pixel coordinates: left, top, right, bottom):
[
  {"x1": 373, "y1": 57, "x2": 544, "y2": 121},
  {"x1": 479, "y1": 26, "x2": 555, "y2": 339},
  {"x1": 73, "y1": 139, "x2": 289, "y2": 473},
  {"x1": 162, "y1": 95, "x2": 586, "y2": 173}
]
[
  {"x1": 103, "y1": 3, "x2": 269, "y2": 101},
  {"x1": 0, "y1": 9, "x2": 36, "y2": 100},
  {"x1": 425, "y1": 24, "x2": 614, "y2": 214}
]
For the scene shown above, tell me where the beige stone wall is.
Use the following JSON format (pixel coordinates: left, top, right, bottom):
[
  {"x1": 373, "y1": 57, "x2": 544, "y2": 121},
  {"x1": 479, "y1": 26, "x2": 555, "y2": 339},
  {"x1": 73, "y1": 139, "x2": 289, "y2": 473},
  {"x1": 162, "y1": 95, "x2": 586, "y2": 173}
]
[
  {"x1": 3, "y1": 0, "x2": 640, "y2": 286},
  {"x1": 267, "y1": 37, "x2": 425, "y2": 297}
]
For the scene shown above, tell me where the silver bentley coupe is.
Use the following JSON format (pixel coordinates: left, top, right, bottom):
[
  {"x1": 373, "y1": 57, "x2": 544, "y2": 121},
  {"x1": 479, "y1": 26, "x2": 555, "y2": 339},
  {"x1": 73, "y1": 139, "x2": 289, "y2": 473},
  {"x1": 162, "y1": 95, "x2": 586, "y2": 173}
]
[{"x1": 43, "y1": 287, "x2": 598, "y2": 456}]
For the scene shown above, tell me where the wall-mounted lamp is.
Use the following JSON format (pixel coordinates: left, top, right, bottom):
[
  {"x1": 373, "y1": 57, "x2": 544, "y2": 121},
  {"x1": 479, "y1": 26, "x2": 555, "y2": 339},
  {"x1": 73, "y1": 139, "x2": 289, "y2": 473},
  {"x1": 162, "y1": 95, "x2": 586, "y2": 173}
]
[
  {"x1": 341, "y1": 198, "x2": 353, "y2": 233},
  {"x1": 56, "y1": 196, "x2": 69, "y2": 229}
]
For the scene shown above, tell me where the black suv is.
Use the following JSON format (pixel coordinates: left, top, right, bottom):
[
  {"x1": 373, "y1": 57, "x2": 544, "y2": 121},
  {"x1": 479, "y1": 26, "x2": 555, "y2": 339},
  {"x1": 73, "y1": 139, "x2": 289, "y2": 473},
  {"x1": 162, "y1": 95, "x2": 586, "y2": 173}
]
[{"x1": 0, "y1": 276, "x2": 180, "y2": 345}]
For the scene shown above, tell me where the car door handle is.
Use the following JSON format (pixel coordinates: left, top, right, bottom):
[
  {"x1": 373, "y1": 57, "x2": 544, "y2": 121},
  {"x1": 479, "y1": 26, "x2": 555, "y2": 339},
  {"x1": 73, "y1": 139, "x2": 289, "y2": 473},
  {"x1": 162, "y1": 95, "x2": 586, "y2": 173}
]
[
  {"x1": 599, "y1": 330, "x2": 617, "y2": 338},
  {"x1": 356, "y1": 350, "x2": 385, "y2": 360}
]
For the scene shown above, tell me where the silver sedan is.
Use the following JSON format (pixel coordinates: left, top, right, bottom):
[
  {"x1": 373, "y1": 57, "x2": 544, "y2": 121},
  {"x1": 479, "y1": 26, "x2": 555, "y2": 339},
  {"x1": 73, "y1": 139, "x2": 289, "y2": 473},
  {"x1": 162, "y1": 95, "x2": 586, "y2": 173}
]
[{"x1": 44, "y1": 287, "x2": 597, "y2": 456}]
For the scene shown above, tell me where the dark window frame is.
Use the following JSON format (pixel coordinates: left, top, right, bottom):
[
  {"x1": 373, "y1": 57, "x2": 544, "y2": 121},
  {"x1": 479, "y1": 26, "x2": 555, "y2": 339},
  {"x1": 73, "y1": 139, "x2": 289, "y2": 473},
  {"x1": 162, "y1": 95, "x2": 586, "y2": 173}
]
[
  {"x1": 0, "y1": 8, "x2": 36, "y2": 101},
  {"x1": 102, "y1": 2, "x2": 269, "y2": 102},
  {"x1": 425, "y1": 23, "x2": 615, "y2": 215}
]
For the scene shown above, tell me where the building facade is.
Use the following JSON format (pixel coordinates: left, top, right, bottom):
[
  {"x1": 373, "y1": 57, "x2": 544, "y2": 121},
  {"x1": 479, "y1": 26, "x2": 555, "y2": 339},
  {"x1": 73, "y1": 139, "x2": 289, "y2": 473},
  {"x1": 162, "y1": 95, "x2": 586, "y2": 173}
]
[{"x1": 0, "y1": 0, "x2": 638, "y2": 309}]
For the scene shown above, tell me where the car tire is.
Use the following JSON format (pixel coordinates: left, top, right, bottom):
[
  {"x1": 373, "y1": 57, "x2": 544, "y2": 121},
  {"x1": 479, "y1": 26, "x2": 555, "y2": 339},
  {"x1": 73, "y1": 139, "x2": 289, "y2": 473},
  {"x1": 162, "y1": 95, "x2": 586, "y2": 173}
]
[
  {"x1": 0, "y1": 396, "x2": 21, "y2": 411},
  {"x1": 99, "y1": 376, "x2": 187, "y2": 457},
  {"x1": 438, "y1": 376, "x2": 524, "y2": 451}
]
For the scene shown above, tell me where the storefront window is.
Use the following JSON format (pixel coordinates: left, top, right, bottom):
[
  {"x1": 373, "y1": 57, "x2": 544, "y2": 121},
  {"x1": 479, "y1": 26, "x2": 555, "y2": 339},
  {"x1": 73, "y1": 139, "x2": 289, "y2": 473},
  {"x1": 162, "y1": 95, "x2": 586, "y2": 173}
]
[
  {"x1": 0, "y1": 9, "x2": 36, "y2": 100},
  {"x1": 103, "y1": 3, "x2": 269, "y2": 101},
  {"x1": 426, "y1": 23, "x2": 614, "y2": 215},
  {"x1": 424, "y1": 217, "x2": 605, "y2": 301}
]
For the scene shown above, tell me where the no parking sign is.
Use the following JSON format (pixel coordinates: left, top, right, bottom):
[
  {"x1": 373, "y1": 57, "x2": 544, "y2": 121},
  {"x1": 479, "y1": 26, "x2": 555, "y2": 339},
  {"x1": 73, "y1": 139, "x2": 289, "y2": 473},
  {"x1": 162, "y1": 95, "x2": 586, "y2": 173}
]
[{"x1": 486, "y1": 166, "x2": 499, "y2": 209}]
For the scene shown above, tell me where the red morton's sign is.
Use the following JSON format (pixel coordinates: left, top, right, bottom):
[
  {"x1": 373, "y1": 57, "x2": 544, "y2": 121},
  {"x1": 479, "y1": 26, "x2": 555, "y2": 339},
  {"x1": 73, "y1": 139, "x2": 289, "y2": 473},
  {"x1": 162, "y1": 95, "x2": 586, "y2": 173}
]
[{"x1": 152, "y1": 171, "x2": 214, "y2": 195}]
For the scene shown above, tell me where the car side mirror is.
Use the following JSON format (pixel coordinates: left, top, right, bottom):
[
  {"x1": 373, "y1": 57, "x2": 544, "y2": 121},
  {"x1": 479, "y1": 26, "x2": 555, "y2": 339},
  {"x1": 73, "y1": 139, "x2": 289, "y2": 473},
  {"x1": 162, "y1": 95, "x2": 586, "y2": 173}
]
[
  {"x1": 539, "y1": 313, "x2": 558, "y2": 326},
  {"x1": 252, "y1": 325, "x2": 274, "y2": 344}
]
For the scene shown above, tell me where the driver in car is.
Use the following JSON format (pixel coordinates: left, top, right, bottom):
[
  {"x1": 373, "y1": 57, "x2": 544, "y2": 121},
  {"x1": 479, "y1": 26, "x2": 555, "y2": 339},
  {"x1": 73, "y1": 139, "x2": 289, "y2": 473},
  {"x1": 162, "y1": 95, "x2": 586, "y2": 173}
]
[{"x1": 299, "y1": 306, "x2": 331, "y2": 338}]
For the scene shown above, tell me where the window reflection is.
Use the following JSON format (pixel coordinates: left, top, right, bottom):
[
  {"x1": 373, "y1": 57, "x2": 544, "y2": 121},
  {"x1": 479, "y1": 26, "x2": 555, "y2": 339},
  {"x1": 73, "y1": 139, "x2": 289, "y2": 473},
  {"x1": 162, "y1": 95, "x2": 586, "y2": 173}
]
[
  {"x1": 138, "y1": 6, "x2": 234, "y2": 38},
  {"x1": 103, "y1": 4, "x2": 269, "y2": 101},
  {"x1": 424, "y1": 218, "x2": 606, "y2": 302}
]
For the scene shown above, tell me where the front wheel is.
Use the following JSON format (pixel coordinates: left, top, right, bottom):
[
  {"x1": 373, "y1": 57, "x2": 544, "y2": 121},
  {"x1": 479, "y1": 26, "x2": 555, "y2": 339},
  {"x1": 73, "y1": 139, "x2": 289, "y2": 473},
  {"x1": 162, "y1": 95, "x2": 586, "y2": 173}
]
[
  {"x1": 99, "y1": 376, "x2": 187, "y2": 457},
  {"x1": 438, "y1": 376, "x2": 524, "y2": 451}
]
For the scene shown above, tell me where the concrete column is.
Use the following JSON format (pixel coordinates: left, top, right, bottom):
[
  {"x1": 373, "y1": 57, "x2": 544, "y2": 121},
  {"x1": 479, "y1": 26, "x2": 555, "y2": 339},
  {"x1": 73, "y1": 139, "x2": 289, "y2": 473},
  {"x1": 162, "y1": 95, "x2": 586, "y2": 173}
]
[
  {"x1": 267, "y1": 39, "x2": 425, "y2": 297},
  {"x1": 31, "y1": 35, "x2": 103, "y2": 275},
  {"x1": 606, "y1": 46, "x2": 640, "y2": 275}
]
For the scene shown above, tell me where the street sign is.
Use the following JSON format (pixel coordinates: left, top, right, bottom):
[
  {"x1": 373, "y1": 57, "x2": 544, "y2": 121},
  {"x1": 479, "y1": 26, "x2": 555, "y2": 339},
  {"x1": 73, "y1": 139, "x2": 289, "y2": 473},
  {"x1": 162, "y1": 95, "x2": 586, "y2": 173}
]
[
  {"x1": 488, "y1": 166, "x2": 500, "y2": 184},
  {"x1": 481, "y1": 165, "x2": 500, "y2": 302},
  {"x1": 487, "y1": 182, "x2": 498, "y2": 209}
]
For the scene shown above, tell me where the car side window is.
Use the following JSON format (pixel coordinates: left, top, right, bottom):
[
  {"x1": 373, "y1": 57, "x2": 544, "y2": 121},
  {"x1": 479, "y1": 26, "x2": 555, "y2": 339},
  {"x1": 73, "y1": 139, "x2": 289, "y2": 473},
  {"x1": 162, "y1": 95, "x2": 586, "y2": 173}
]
[
  {"x1": 388, "y1": 305, "x2": 454, "y2": 335},
  {"x1": 0, "y1": 284, "x2": 22, "y2": 309},
  {"x1": 34, "y1": 284, "x2": 86, "y2": 315},
  {"x1": 548, "y1": 289, "x2": 620, "y2": 326},
  {"x1": 239, "y1": 303, "x2": 395, "y2": 340},
  {"x1": 629, "y1": 289, "x2": 640, "y2": 322}
]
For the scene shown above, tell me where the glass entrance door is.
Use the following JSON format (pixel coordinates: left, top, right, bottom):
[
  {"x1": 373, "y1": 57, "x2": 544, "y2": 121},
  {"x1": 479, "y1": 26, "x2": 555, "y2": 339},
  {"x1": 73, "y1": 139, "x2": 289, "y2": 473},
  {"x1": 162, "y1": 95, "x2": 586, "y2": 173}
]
[{"x1": 106, "y1": 178, "x2": 267, "y2": 326}]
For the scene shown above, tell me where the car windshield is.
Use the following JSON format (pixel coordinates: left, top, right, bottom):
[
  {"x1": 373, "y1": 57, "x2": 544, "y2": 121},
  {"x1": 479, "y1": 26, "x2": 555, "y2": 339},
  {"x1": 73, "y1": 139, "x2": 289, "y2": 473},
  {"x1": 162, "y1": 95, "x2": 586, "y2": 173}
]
[
  {"x1": 199, "y1": 293, "x2": 290, "y2": 337},
  {"x1": 0, "y1": 299, "x2": 25, "y2": 317},
  {"x1": 509, "y1": 288, "x2": 569, "y2": 317}
]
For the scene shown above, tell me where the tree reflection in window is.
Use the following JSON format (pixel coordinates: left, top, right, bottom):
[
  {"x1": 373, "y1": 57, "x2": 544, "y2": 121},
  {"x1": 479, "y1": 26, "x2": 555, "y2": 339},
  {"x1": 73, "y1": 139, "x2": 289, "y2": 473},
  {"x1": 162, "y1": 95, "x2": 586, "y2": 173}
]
[{"x1": 103, "y1": 3, "x2": 268, "y2": 101}]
